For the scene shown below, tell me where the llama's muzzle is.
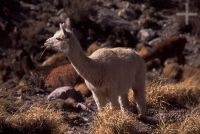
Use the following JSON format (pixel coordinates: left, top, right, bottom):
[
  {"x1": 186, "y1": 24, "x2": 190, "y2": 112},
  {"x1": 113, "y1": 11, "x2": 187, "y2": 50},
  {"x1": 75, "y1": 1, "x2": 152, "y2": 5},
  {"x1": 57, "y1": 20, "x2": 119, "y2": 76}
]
[{"x1": 44, "y1": 39, "x2": 52, "y2": 48}]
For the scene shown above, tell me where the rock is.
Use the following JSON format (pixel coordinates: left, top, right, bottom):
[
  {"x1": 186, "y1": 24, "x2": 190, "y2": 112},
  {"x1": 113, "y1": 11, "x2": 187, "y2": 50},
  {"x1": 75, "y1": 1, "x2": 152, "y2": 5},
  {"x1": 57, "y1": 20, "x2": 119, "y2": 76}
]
[
  {"x1": 148, "y1": 37, "x2": 162, "y2": 46},
  {"x1": 20, "y1": 1, "x2": 40, "y2": 11},
  {"x1": 87, "y1": 42, "x2": 101, "y2": 55},
  {"x1": 41, "y1": 53, "x2": 67, "y2": 67},
  {"x1": 117, "y1": 3, "x2": 141, "y2": 21},
  {"x1": 18, "y1": 94, "x2": 32, "y2": 101},
  {"x1": 75, "y1": 83, "x2": 92, "y2": 97},
  {"x1": 20, "y1": 20, "x2": 46, "y2": 41},
  {"x1": 45, "y1": 64, "x2": 83, "y2": 89},
  {"x1": 74, "y1": 103, "x2": 93, "y2": 112},
  {"x1": 53, "y1": 0, "x2": 65, "y2": 8},
  {"x1": 19, "y1": 50, "x2": 35, "y2": 76},
  {"x1": 143, "y1": 19, "x2": 162, "y2": 30},
  {"x1": 116, "y1": 1, "x2": 130, "y2": 9},
  {"x1": 96, "y1": 10, "x2": 138, "y2": 47},
  {"x1": 138, "y1": 29, "x2": 157, "y2": 42},
  {"x1": 47, "y1": 86, "x2": 84, "y2": 102}
]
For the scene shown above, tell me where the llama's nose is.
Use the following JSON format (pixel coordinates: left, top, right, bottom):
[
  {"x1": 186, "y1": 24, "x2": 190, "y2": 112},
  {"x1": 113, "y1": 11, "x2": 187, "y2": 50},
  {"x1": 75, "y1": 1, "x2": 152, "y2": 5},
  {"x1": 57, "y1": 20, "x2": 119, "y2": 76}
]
[
  {"x1": 44, "y1": 42, "x2": 48, "y2": 47},
  {"x1": 44, "y1": 40, "x2": 52, "y2": 48}
]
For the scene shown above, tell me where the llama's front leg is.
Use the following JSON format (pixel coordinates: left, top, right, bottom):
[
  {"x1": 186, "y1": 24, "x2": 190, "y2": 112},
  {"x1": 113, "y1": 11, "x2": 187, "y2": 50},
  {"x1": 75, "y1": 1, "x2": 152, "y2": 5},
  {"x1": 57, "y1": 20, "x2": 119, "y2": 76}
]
[
  {"x1": 92, "y1": 91, "x2": 107, "y2": 110},
  {"x1": 110, "y1": 94, "x2": 121, "y2": 110},
  {"x1": 120, "y1": 93, "x2": 129, "y2": 110}
]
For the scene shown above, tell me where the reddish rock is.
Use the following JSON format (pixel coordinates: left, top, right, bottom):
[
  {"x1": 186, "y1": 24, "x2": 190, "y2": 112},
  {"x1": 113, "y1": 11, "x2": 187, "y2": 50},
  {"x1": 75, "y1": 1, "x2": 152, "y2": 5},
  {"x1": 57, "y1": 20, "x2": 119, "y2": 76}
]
[
  {"x1": 75, "y1": 83, "x2": 92, "y2": 97},
  {"x1": 45, "y1": 64, "x2": 83, "y2": 89},
  {"x1": 87, "y1": 41, "x2": 100, "y2": 55}
]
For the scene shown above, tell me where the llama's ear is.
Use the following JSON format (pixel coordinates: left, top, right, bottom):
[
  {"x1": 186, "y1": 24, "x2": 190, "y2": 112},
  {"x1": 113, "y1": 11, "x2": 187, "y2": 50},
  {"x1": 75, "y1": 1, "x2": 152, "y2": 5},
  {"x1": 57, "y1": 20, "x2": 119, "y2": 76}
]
[
  {"x1": 65, "y1": 18, "x2": 72, "y2": 30},
  {"x1": 60, "y1": 23, "x2": 72, "y2": 38}
]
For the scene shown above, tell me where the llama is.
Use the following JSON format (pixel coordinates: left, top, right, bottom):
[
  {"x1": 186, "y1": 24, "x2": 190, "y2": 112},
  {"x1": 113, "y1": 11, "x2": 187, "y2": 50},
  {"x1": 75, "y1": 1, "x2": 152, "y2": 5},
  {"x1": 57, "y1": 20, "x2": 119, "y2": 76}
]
[
  {"x1": 139, "y1": 36, "x2": 187, "y2": 65},
  {"x1": 44, "y1": 19, "x2": 146, "y2": 115}
]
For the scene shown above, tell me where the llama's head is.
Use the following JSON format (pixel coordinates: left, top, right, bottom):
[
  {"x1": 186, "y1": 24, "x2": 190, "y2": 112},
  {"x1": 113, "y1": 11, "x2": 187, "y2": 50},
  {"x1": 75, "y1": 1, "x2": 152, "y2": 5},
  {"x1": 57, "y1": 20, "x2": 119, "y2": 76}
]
[{"x1": 44, "y1": 18, "x2": 74, "y2": 54}]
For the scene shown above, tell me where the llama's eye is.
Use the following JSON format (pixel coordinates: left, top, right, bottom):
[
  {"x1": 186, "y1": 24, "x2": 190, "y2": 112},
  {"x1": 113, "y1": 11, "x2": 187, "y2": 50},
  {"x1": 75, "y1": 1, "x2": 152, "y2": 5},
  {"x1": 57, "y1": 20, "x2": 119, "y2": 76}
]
[{"x1": 56, "y1": 37, "x2": 62, "y2": 41}]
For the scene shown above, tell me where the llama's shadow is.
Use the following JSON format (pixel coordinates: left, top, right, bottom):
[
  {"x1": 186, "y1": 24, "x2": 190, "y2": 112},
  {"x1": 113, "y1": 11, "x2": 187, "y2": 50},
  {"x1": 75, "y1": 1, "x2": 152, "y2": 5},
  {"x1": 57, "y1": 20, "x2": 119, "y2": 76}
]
[{"x1": 128, "y1": 103, "x2": 159, "y2": 125}]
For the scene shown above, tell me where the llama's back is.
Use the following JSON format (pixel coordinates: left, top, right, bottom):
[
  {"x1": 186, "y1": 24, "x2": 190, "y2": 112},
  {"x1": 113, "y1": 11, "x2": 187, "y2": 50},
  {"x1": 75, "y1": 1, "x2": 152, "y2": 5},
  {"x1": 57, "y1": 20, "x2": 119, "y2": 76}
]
[
  {"x1": 88, "y1": 47, "x2": 145, "y2": 90},
  {"x1": 89, "y1": 47, "x2": 140, "y2": 62},
  {"x1": 142, "y1": 36, "x2": 186, "y2": 63}
]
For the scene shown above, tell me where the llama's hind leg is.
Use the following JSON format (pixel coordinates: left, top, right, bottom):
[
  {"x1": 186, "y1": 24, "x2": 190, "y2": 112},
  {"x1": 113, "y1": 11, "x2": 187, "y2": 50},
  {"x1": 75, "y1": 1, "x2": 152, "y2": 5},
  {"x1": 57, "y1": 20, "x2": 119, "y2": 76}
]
[
  {"x1": 133, "y1": 88, "x2": 146, "y2": 116},
  {"x1": 133, "y1": 62, "x2": 146, "y2": 116},
  {"x1": 132, "y1": 73, "x2": 146, "y2": 115}
]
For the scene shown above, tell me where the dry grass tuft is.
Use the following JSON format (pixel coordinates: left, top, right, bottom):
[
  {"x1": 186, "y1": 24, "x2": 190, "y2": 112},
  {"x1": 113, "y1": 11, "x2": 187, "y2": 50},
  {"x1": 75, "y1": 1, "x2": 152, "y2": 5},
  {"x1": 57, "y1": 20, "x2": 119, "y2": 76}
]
[
  {"x1": 156, "y1": 122, "x2": 179, "y2": 134},
  {"x1": 178, "y1": 112, "x2": 200, "y2": 134},
  {"x1": 0, "y1": 104, "x2": 9, "y2": 132},
  {"x1": 90, "y1": 106, "x2": 138, "y2": 134},
  {"x1": 156, "y1": 105, "x2": 200, "y2": 134},
  {"x1": 178, "y1": 105, "x2": 200, "y2": 134},
  {"x1": 146, "y1": 79, "x2": 200, "y2": 108},
  {"x1": 0, "y1": 105, "x2": 68, "y2": 134},
  {"x1": 182, "y1": 65, "x2": 200, "y2": 86}
]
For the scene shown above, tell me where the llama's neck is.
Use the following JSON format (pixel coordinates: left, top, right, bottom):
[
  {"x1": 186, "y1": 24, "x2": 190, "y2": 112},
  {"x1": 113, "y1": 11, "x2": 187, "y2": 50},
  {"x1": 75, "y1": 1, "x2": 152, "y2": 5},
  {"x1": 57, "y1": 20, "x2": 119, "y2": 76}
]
[
  {"x1": 142, "y1": 47, "x2": 159, "y2": 62},
  {"x1": 66, "y1": 36, "x2": 100, "y2": 82},
  {"x1": 143, "y1": 52, "x2": 156, "y2": 62}
]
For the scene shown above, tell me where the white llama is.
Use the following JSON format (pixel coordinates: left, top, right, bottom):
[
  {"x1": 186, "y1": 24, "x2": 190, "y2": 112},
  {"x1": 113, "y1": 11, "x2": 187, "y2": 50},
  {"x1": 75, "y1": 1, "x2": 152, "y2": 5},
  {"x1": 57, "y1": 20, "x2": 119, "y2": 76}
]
[{"x1": 44, "y1": 19, "x2": 146, "y2": 115}]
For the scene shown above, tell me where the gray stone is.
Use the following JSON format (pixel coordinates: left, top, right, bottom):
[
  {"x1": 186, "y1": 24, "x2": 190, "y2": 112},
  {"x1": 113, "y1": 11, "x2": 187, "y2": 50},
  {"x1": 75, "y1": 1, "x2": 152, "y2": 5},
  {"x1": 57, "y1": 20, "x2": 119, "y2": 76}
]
[{"x1": 47, "y1": 86, "x2": 84, "y2": 102}]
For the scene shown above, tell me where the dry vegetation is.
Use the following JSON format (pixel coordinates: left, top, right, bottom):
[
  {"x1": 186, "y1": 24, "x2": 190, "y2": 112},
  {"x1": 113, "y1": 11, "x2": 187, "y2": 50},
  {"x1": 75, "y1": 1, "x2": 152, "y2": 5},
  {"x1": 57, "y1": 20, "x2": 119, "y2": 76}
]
[
  {"x1": 0, "y1": 105, "x2": 68, "y2": 134},
  {"x1": 90, "y1": 106, "x2": 139, "y2": 134},
  {"x1": 147, "y1": 75, "x2": 200, "y2": 133},
  {"x1": 1, "y1": 0, "x2": 200, "y2": 133},
  {"x1": 156, "y1": 105, "x2": 200, "y2": 134},
  {"x1": 147, "y1": 79, "x2": 200, "y2": 108},
  {"x1": 1, "y1": 71, "x2": 200, "y2": 134},
  {"x1": 90, "y1": 74, "x2": 200, "y2": 134}
]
